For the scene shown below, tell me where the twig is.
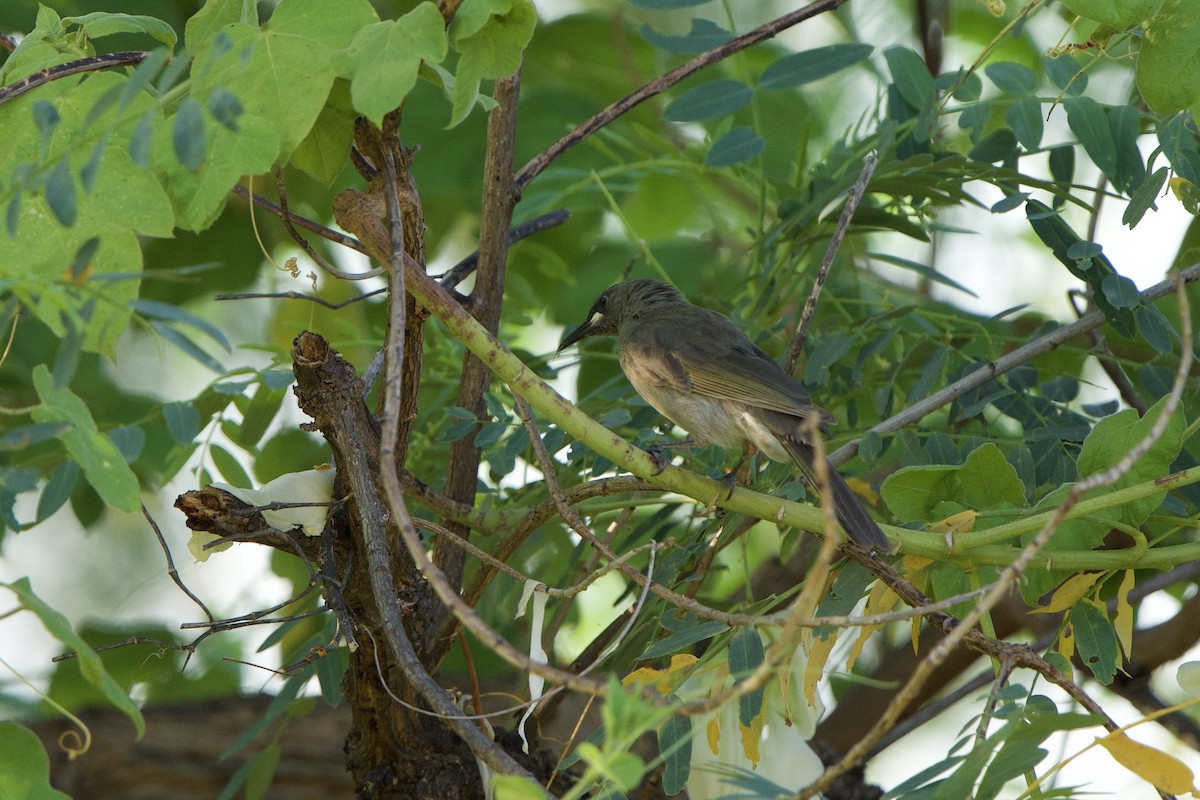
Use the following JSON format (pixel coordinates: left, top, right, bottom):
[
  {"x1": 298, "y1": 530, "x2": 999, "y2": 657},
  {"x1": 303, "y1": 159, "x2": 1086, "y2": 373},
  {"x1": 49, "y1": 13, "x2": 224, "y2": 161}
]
[
  {"x1": 0, "y1": 51, "x2": 148, "y2": 105},
  {"x1": 230, "y1": 184, "x2": 371, "y2": 257},
  {"x1": 830, "y1": 261, "x2": 1200, "y2": 466},
  {"x1": 785, "y1": 152, "x2": 879, "y2": 373},
  {"x1": 214, "y1": 288, "x2": 386, "y2": 308},
  {"x1": 799, "y1": 272, "x2": 1194, "y2": 797},
  {"x1": 513, "y1": 0, "x2": 849, "y2": 192},
  {"x1": 143, "y1": 504, "x2": 214, "y2": 623},
  {"x1": 438, "y1": 209, "x2": 571, "y2": 291},
  {"x1": 372, "y1": 142, "x2": 554, "y2": 785}
]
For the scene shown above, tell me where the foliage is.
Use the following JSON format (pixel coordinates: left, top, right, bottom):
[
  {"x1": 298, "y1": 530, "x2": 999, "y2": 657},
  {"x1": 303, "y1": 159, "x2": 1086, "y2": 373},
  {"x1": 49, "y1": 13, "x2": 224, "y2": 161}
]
[{"x1": 2, "y1": 0, "x2": 1200, "y2": 798}]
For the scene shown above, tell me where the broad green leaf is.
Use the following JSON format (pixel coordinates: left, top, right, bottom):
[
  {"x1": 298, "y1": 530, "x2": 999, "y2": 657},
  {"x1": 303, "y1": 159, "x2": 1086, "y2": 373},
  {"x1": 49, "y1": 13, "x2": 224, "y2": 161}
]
[
  {"x1": 291, "y1": 79, "x2": 356, "y2": 184},
  {"x1": 342, "y1": 4, "x2": 448, "y2": 125},
  {"x1": 957, "y1": 443, "x2": 1025, "y2": 510},
  {"x1": 163, "y1": 402, "x2": 201, "y2": 444},
  {"x1": 6, "y1": 578, "x2": 145, "y2": 737},
  {"x1": 759, "y1": 43, "x2": 874, "y2": 89},
  {"x1": 30, "y1": 366, "x2": 140, "y2": 512},
  {"x1": 628, "y1": 0, "x2": 707, "y2": 6},
  {"x1": 1059, "y1": 0, "x2": 1164, "y2": 28},
  {"x1": 705, "y1": 126, "x2": 763, "y2": 167},
  {"x1": 1101, "y1": 273, "x2": 1139, "y2": 309},
  {"x1": 493, "y1": 776, "x2": 551, "y2": 800},
  {"x1": 64, "y1": 12, "x2": 178, "y2": 49},
  {"x1": 1072, "y1": 599, "x2": 1119, "y2": 684},
  {"x1": 1045, "y1": 53, "x2": 1088, "y2": 96},
  {"x1": 1077, "y1": 395, "x2": 1185, "y2": 525},
  {"x1": 880, "y1": 464, "x2": 958, "y2": 522},
  {"x1": 0, "y1": 723, "x2": 72, "y2": 800},
  {"x1": 664, "y1": 79, "x2": 753, "y2": 122},
  {"x1": 448, "y1": 0, "x2": 536, "y2": 127}
]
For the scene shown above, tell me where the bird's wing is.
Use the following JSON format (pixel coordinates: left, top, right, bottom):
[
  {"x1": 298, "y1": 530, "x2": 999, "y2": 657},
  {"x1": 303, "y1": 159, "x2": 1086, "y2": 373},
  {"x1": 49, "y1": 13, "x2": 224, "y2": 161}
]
[{"x1": 662, "y1": 311, "x2": 833, "y2": 423}]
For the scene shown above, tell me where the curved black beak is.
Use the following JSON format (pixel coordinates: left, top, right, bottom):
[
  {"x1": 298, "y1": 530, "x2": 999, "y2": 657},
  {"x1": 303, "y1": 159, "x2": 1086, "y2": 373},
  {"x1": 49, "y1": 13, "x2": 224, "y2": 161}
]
[{"x1": 557, "y1": 319, "x2": 596, "y2": 353}]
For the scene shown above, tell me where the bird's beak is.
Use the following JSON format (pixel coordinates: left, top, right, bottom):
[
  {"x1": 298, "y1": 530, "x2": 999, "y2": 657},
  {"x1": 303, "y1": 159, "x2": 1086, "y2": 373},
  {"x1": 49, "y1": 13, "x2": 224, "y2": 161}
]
[{"x1": 557, "y1": 316, "x2": 598, "y2": 353}]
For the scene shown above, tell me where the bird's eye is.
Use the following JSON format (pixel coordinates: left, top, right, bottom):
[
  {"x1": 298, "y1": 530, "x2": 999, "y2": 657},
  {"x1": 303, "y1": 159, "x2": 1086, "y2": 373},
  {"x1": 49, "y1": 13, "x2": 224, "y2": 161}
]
[{"x1": 596, "y1": 295, "x2": 608, "y2": 312}]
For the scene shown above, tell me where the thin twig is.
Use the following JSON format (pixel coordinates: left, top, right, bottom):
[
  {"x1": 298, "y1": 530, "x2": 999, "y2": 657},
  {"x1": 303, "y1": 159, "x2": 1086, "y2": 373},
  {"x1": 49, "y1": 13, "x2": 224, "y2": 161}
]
[
  {"x1": 513, "y1": 0, "x2": 849, "y2": 192},
  {"x1": 799, "y1": 272, "x2": 1194, "y2": 797},
  {"x1": 786, "y1": 152, "x2": 879, "y2": 373},
  {"x1": 0, "y1": 51, "x2": 148, "y2": 105},
  {"x1": 438, "y1": 209, "x2": 571, "y2": 291},
  {"x1": 830, "y1": 261, "x2": 1200, "y2": 466},
  {"x1": 143, "y1": 504, "x2": 214, "y2": 623}
]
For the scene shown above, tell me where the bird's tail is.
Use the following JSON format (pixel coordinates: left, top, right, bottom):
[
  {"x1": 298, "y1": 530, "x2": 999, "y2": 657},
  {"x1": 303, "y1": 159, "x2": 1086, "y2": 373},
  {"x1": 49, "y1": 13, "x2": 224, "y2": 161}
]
[{"x1": 781, "y1": 439, "x2": 891, "y2": 554}]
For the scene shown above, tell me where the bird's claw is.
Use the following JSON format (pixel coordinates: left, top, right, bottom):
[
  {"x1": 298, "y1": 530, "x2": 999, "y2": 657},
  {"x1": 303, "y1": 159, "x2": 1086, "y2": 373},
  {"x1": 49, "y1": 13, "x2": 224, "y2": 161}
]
[{"x1": 645, "y1": 443, "x2": 670, "y2": 475}]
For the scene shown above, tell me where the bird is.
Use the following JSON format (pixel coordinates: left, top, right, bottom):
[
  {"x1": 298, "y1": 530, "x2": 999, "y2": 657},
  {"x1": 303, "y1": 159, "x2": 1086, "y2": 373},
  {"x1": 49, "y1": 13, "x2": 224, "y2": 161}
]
[{"x1": 558, "y1": 278, "x2": 890, "y2": 553}]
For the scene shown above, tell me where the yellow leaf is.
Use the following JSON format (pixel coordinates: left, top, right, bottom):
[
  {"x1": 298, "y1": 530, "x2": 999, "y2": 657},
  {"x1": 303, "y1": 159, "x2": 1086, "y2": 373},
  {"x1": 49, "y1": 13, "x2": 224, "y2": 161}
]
[
  {"x1": 846, "y1": 581, "x2": 894, "y2": 670},
  {"x1": 844, "y1": 476, "x2": 878, "y2": 505},
  {"x1": 1057, "y1": 620, "x2": 1076, "y2": 660},
  {"x1": 706, "y1": 717, "x2": 721, "y2": 755},
  {"x1": 1115, "y1": 569, "x2": 1134, "y2": 659},
  {"x1": 739, "y1": 709, "x2": 765, "y2": 768},
  {"x1": 1030, "y1": 572, "x2": 1103, "y2": 614},
  {"x1": 804, "y1": 632, "x2": 838, "y2": 707},
  {"x1": 930, "y1": 509, "x2": 977, "y2": 533},
  {"x1": 623, "y1": 654, "x2": 697, "y2": 693},
  {"x1": 1097, "y1": 731, "x2": 1197, "y2": 794}
]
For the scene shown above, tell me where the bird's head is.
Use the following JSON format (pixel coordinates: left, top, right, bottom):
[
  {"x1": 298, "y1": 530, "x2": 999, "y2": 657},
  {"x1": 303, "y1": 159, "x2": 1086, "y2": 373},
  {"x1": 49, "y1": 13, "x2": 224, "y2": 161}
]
[{"x1": 558, "y1": 279, "x2": 684, "y2": 351}]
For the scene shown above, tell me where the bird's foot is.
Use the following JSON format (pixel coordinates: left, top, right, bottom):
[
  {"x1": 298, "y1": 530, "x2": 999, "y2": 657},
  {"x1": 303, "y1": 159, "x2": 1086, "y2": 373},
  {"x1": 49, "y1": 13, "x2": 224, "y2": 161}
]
[{"x1": 645, "y1": 443, "x2": 671, "y2": 475}]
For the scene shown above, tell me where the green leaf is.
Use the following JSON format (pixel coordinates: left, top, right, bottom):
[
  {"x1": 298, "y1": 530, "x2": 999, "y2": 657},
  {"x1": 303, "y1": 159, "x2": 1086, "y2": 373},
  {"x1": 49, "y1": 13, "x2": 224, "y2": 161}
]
[
  {"x1": 163, "y1": 402, "x2": 201, "y2": 444},
  {"x1": 868, "y1": 253, "x2": 978, "y2": 297},
  {"x1": 705, "y1": 127, "x2": 763, "y2": 167},
  {"x1": 0, "y1": 422, "x2": 71, "y2": 450},
  {"x1": 244, "y1": 743, "x2": 282, "y2": 800},
  {"x1": 728, "y1": 626, "x2": 765, "y2": 726},
  {"x1": 640, "y1": 19, "x2": 732, "y2": 54},
  {"x1": 45, "y1": 159, "x2": 77, "y2": 226},
  {"x1": 206, "y1": 87, "x2": 243, "y2": 132},
  {"x1": 1005, "y1": 95, "x2": 1043, "y2": 149},
  {"x1": 663, "y1": 79, "x2": 753, "y2": 122},
  {"x1": 1076, "y1": 395, "x2": 1185, "y2": 526},
  {"x1": 658, "y1": 714, "x2": 692, "y2": 795},
  {"x1": 957, "y1": 443, "x2": 1025, "y2": 510},
  {"x1": 1063, "y1": 96, "x2": 1117, "y2": 176},
  {"x1": 447, "y1": 0, "x2": 536, "y2": 127},
  {"x1": 0, "y1": 722, "x2": 72, "y2": 800},
  {"x1": 1072, "y1": 600, "x2": 1119, "y2": 684},
  {"x1": 1059, "y1": 0, "x2": 1164, "y2": 29},
  {"x1": 758, "y1": 43, "x2": 874, "y2": 89},
  {"x1": 628, "y1": 0, "x2": 707, "y2": 6},
  {"x1": 880, "y1": 464, "x2": 958, "y2": 522},
  {"x1": 493, "y1": 776, "x2": 553, "y2": 800},
  {"x1": 968, "y1": 128, "x2": 1018, "y2": 163},
  {"x1": 234, "y1": 380, "x2": 286, "y2": 448},
  {"x1": 30, "y1": 365, "x2": 140, "y2": 513},
  {"x1": 1135, "y1": 304, "x2": 1175, "y2": 354},
  {"x1": 640, "y1": 621, "x2": 728, "y2": 660},
  {"x1": 984, "y1": 62, "x2": 1038, "y2": 95},
  {"x1": 343, "y1": 4, "x2": 448, "y2": 125},
  {"x1": 884, "y1": 45, "x2": 935, "y2": 109},
  {"x1": 1045, "y1": 53, "x2": 1087, "y2": 96},
  {"x1": 172, "y1": 96, "x2": 208, "y2": 170},
  {"x1": 291, "y1": 79, "x2": 355, "y2": 185},
  {"x1": 1132, "y1": 0, "x2": 1200, "y2": 113},
  {"x1": 36, "y1": 461, "x2": 79, "y2": 522},
  {"x1": 6, "y1": 578, "x2": 145, "y2": 737},
  {"x1": 64, "y1": 12, "x2": 178, "y2": 49},
  {"x1": 1101, "y1": 273, "x2": 1139, "y2": 309},
  {"x1": 1123, "y1": 166, "x2": 1168, "y2": 227}
]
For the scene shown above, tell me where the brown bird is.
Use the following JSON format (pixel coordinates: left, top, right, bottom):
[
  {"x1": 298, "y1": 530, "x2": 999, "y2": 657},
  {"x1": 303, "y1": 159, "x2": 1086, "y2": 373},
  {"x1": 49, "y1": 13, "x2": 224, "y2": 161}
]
[{"x1": 559, "y1": 279, "x2": 890, "y2": 553}]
